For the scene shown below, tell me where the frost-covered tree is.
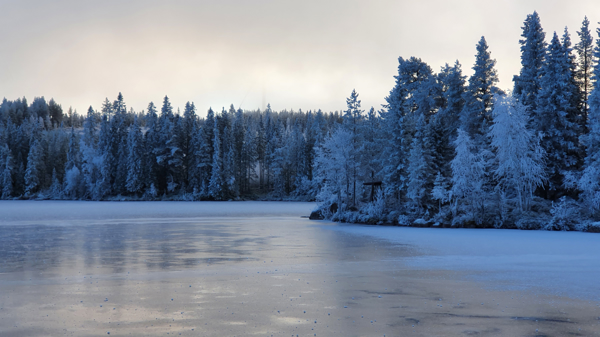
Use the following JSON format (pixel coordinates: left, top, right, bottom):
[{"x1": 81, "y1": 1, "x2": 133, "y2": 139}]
[
  {"x1": 48, "y1": 168, "x2": 62, "y2": 198},
  {"x1": 406, "y1": 114, "x2": 434, "y2": 211},
  {"x1": 361, "y1": 107, "x2": 383, "y2": 201},
  {"x1": 182, "y1": 101, "x2": 197, "y2": 189},
  {"x1": 144, "y1": 102, "x2": 160, "y2": 193},
  {"x1": 82, "y1": 106, "x2": 97, "y2": 147},
  {"x1": 535, "y1": 31, "x2": 581, "y2": 196},
  {"x1": 24, "y1": 138, "x2": 44, "y2": 196},
  {"x1": 490, "y1": 95, "x2": 546, "y2": 212},
  {"x1": 194, "y1": 108, "x2": 215, "y2": 195},
  {"x1": 450, "y1": 129, "x2": 487, "y2": 222},
  {"x1": 433, "y1": 61, "x2": 466, "y2": 178},
  {"x1": 431, "y1": 172, "x2": 449, "y2": 211},
  {"x1": 66, "y1": 127, "x2": 79, "y2": 171},
  {"x1": 461, "y1": 36, "x2": 499, "y2": 141},
  {"x1": 575, "y1": 16, "x2": 594, "y2": 117},
  {"x1": 382, "y1": 57, "x2": 433, "y2": 200},
  {"x1": 208, "y1": 118, "x2": 223, "y2": 199},
  {"x1": 342, "y1": 89, "x2": 364, "y2": 206},
  {"x1": 1, "y1": 151, "x2": 13, "y2": 199},
  {"x1": 63, "y1": 165, "x2": 80, "y2": 199},
  {"x1": 576, "y1": 24, "x2": 600, "y2": 213},
  {"x1": 314, "y1": 127, "x2": 353, "y2": 212},
  {"x1": 126, "y1": 116, "x2": 144, "y2": 194},
  {"x1": 95, "y1": 114, "x2": 113, "y2": 199},
  {"x1": 513, "y1": 11, "x2": 546, "y2": 113}
]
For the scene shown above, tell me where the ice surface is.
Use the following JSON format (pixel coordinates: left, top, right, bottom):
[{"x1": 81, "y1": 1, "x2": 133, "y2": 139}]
[
  {"x1": 0, "y1": 200, "x2": 316, "y2": 223},
  {"x1": 327, "y1": 225, "x2": 600, "y2": 301},
  {"x1": 1, "y1": 201, "x2": 599, "y2": 336}
]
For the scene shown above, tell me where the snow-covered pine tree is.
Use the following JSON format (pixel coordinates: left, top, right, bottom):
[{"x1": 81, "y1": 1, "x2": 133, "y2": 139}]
[
  {"x1": 431, "y1": 172, "x2": 449, "y2": 212},
  {"x1": 577, "y1": 24, "x2": 600, "y2": 213},
  {"x1": 66, "y1": 127, "x2": 79, "y2": 171},
  {"x1": 221, "y1": 126, "x2": 235, "y2": 198},
  {"x1": 359, "y1": 107, "x2": 382, "y2": 202},
  {"x1": 1, "y1": 150, "x2": 13, "y2": 199},
  {"x1": 126, "y1": 116, "x2": 144, "y2": 194},
  {"x1": 460, "y1": 36, "x2": 499, "y2": 141},
  {"x1": 167, "y1": 114, "x2": 183, "y2": 191},
  {"x1": 432, "y1": 61, "x2": 466, "y2": 178},
  {"x1": 256, "y1": 113, "x2": 266, "y2": 191},
  {"x1": 144, "y1": 102, "x2": 160, "y2": 194},
  {"x1": 264, "y1": 105, "x2": 276, "y2": 192},
  {"x1": 406, "y1": 114, "x2": 434, "y2": 212},
  {"x1": 490, "y1": 95, "x2": 546, "y2": 213},
  {"x1": 63, "y1": 127, "x2": 80, "y2": 198},
  {"x1": 155, "y1": 96, "x2": 178, "y2": 194},
  {"x1": 95, "y1": 114, "x2": 112, "y2": 199},
  {"x1": 513, "y1": 11, "x2": 546, "y2": 113},
  {"x1": 80, "y1": 106, "x2": 99, "y2": 198},
  {"x1": 382, "y1": 57, "x2": 433, "y2": 201},
  {"x1": 182, "y1": 102, "x2": 197, "y2": 190},
  {"x1": 208, "y1": 118, "x2": 224, "y2": 200},
  {"x1": 232, "y1": 108, "x2": 245, "y2": 195},
  {"x1": 575, "y1": 16, "x2": 594, "y2": 118},
  {"x1": 241, "y1": 118, "x2": 257, "y2": 195},
  {"x1": 195, "y1": 108, "x2": 215, "y2": 195},
  {"x1": 49, "y1": 167, "x2": 62, "y2": 199},
  {"x1": 342, "y1": 89, "x2": 364, "y2": 206},
  {"x1": 535, "y1": 31, "x2": 581, "y2": 197},
  {"x1": 561, "y1": 27, "x2": 584, "y2": 130},
  {"x1": 24, "y1": 138, "x2": 44, "y2": 196},
  {"x1": 113, "y1": 96, "x2": 129, "y2": 195},
  {"x1": 82, "y1": 106, "x2": 97, "y2": 147}
]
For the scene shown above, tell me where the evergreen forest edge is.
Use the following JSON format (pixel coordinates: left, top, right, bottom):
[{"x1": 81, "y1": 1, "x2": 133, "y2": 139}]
[{"x1": 3, "y1": 12, "x2": 600, "y2": 232}]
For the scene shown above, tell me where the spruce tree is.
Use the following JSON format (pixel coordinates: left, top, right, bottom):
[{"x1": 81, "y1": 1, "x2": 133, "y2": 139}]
[
  {"x1": 461, "y1": 36, "x2": 499, "y2": 141},
  {"x1": 95, "y1": 114, "x2": 112, "y2": 199},
  {"x1": 196, "y1": 108, "x2": 215, "y2": 195},
  {"x1": 342, "y1": 89, "x2": 364, "y2": 206},
  {"x1": 182, "y1": 102, "x2": 197, "y2": 189},
  {"x1": 383, "y1": 57, "x2": 433, "y2": 200},
  {"x1": 66, "y1": 127, "x2": 79, "y2": 171},
  {"x1": 144, "y1": 102, "x2": 160, "y2": 194},
  {"x1": 24, "y1": 139, "x2": 43, "y2": 196},
  {"x1": 49, "y1": 167, "x2": 62, "y2": 199},
  {"x1": 126, "y1": 116, "x2": 144, "y2": 194},
  {"x1": 208, "y1": 119, "x2": 223, "y2": 200},
  {"x1": 2, "y1": 152, "x2": 13, "y2": 199},
  {"x1": 577, "y1": 23, "x2": 600, "y2": 212},
  {"x1": 406, "y1": 114, "x2": 434, "y2": 211},
  {"x1": 433, "y1": 61, "x2": 466, "y2": 178},
  {"x1": 575, "y1": 16, "x2": 594, "y2": 117},
  {"x1": 535, "y1": 31, "x2": 580, "y2": 197},
  {"x1": 513, "y1": 11, "x2": 546, "y2": 113}
]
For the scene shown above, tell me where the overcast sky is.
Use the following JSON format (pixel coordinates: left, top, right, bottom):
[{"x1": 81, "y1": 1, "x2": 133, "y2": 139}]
[{"x1": 1, "y1": 0, "x2": 600, "y2": 116}]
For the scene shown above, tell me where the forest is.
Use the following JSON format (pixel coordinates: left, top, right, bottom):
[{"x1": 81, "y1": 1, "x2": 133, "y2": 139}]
[{"x1": 2, "y1": 12, "x2": 600, "y2": 231}]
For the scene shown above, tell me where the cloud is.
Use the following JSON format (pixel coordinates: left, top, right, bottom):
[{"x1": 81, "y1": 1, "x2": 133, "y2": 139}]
[{"x1": 0, "y1": 0, "x2": 599, "y2": 115}]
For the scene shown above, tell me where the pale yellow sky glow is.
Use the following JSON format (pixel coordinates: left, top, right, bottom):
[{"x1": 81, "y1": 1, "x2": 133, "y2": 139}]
[{"x1": 1, "y1": 0, "x2": 600, "y2": 116}]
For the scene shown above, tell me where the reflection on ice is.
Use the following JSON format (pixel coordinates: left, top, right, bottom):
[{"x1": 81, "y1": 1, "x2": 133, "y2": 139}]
[{"x1": 0, "y1": 201, "x2": 599, "y2": 336}]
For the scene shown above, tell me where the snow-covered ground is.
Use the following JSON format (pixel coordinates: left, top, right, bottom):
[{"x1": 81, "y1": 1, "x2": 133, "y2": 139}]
[{"x1": 328, "y1": 225, "x2": 600, "y2": 302}]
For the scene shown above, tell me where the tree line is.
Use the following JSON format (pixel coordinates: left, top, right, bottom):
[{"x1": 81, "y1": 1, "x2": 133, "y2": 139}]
[
  {"x1": 2, "y1": 12, "x2": 600, "y2": 230},
  {"x1": 0, "y1": 92, "x2": 341, "y2": 201}
]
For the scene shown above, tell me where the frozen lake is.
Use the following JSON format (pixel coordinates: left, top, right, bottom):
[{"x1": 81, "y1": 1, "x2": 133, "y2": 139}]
[{"x1": 0, "y1": 201, "x2": 599, "y2": 336}]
